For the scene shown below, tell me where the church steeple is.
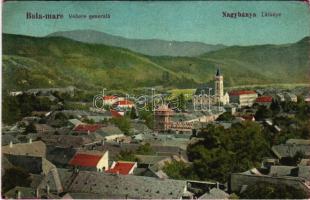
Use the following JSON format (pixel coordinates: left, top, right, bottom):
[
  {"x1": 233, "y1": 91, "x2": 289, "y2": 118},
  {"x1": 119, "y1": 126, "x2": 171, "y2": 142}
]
[{"x1": 216, "y1": 68, "x2": 221, "y2": 76}]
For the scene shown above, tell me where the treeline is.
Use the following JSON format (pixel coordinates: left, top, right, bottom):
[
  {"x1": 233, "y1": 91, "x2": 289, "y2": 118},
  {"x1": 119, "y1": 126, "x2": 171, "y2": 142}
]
[{"x1": 163, "y1": 121, "x2": 271, "y2": 182}]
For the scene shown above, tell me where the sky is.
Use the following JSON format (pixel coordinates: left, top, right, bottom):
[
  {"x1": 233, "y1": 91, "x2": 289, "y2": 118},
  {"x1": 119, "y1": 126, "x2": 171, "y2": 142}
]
[{"x1": 3, "y1": 1, "x2": 310, "y2": 45}]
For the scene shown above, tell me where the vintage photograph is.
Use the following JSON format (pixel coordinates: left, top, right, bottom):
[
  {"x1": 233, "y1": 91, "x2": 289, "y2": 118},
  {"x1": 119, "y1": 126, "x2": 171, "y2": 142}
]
[{"x1": 1, "y1": 1, "x2": 310, "y2": 199}]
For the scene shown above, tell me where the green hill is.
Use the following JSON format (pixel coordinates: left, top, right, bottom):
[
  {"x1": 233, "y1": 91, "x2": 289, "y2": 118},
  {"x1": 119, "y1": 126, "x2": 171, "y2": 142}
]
[
  {"x1": 2, "y1": 34, "x2": 194, "y2": 92},
  {"x1": 149, "y1": 37, "x2": 310, "y2": 87},
  {"x1": 2, "y1": 34, "x2": 309, "y2": 92}
]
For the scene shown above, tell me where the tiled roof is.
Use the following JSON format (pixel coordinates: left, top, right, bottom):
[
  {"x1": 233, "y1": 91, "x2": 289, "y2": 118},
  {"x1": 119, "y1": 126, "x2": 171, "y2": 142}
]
[
  {"x1": 69, "y1": 153, "x2": 103, "y2": 167},
  {"x1": 4, "y1": 154, "x2": 56, "y2": 175},
  {"x1": 110, "y1": 109, "x2": 124, "y2": 118},
  {"x1": 73, "y1": 124, "x2": 102, "y2": 133},
  {"x1": 229, "y1": 90, "x2": 257, "y2": 96},
  {"x1": 256, "y1": 96, "x2": 273, "y2": 103},
  {"x1": 106, "y1": 161, "x2": 136, "y2": 175},
  {"x1": 67, "y1": 171, "x2": 187, "y2": 199},
  {"x1": 103, "y1": 96, "x2": 118, "y2": 100},
  {"x1": 272, "y1": 144, "x2": 310, "y2": 159},
  {"x1": 114, "y1": 100, "x2": 134, "y2": 106},
  {"x1": 2, "y1": 141, "x2": 46, "y2": 157},
  {"x1": 240, "y1": 115, "x2": 255, "y2": 121}
]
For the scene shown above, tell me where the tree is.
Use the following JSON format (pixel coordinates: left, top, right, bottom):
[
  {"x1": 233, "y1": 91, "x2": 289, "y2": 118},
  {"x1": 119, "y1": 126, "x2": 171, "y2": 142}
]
[
  {"x1": 130, "y1": 106, "x2": 138, "y2": 119},
  {"x1": 216, "y1": 112, "x2": 234, "y2": 122},
  {"x1": 162, "y1": 160, "x2": 197, "y2": 180},
  {"x1": 240, "y1": 182, "x2": 307, "y2": 199},
  {"x1": 270, "y1": 99, "x2": 281, "y2": 115},
  {"x1": 116, "y1": 150, "x2": 138, "y2": 162},
  {"x1": 255, "y1": 105, "x2": 272, "y2": 121},
  {"x1": 178, "y1": 94, "x2": 186, "y2": 112},
  {"x1": 111, "y1": 117, "x2": 131, "y2": 135},
  {"x1": 187, "y1": 121, "x2": 270, "y2": 182},
  {"x1": 136, "y1": 143, "x2": 154, "y2": 155}
]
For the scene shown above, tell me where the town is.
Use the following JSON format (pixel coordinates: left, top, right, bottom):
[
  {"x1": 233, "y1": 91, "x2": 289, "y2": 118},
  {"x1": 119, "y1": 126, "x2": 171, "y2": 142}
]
[{"x1": 2, "y1": 68, "x2": 310, "y2": 199}]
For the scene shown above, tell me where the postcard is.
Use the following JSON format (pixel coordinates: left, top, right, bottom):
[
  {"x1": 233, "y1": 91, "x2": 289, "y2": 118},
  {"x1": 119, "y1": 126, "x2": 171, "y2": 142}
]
[{"x1": 2, "y1": 1, "x2": 310, "y2": 199}]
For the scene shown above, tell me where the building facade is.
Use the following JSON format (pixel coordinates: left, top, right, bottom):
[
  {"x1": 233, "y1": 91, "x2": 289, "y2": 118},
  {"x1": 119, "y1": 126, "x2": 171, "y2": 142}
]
[
  {"x1": 229, "y1": 90, "x2": 258, "y2": 107},
  {"x1": 193, "y1": 68, "x2": 229, "y2": 109}
]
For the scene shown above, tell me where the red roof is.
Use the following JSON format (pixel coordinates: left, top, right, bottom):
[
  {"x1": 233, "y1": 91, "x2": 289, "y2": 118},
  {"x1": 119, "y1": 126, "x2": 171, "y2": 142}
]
[
  {"x1": 103, "y1": 95, "x2": 118, "y2": 100},
  {"x1": 73, "y1": 124, "x2": 102, "y2": 132},
  {"x1": 106, "y1": 161, "x2": 136, "y2": 175},
  {"x1": 256, "y1": 96, "x2": 273, "y2": 103},
  {"x1": 69, "y1": 153, "x2": 103, "y2": 167},
  {"x1": 229, "y1": 90, "x2": 257, "y2": 96},
  {"x1": 241, "y1": 115, "x2": 255, "y2": 121},
  {"x1": 110, "y1": 109, "x2": 124, "y2": 118},
  {"x1": 115, "y1": 100, "x2": 134, "y2": 106}
]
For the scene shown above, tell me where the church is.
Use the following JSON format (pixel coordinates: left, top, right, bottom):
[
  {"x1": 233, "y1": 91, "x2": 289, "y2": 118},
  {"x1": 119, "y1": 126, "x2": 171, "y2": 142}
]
[{"x1": 193, "y1": 68, "x2": 229, "y2": 109}]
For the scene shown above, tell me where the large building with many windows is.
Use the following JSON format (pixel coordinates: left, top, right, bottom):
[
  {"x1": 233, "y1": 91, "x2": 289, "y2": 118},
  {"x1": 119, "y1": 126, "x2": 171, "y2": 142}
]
[{"x1": 229, "y1": 90, "x2": 258, "y2": 107}]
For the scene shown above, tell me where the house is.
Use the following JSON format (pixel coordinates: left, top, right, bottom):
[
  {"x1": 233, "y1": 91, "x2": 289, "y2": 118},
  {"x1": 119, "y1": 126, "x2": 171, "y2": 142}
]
[
  {"x1": 5, "y1": 187, "x2": 39, "y2": 199},
  {"x1": 97, "y1": 125, "x2": 125, "y2": 141},
  {"x1": 2, "y1": 140, "x2": 47, "y2": 157},
  {"x1": 86, "y1": 113, "x2": 112, "y2": 123},
  {"x1": 106, "y1": 161, "x2": 137, "y2": 175},
  {"x1": 256, "y1": 96, "x2": 273, "y2": 106},
  {"x1": 34, "y1": 123, "x2": 55, "y2": 134},
  {"x1": 229, "y1": 172, "x2": 310, "y2": 196},
  {"x1": 135, "y1": 155, "x2": 172, "y2": 168},
  {"x1": 239, "y1": 115, "x2": 255, "y2": 121},
  {"x1": 69, "y1": 151, "x2": 109, "y2": 172},
  {"x1": 284, "y1": 92, "x2": 298, "y2": 102},
  {"x1": 73, "y1": 124, "x2": 102, "y2": 134},
  {"x1": 304, "y1": 96, "x2": 310, "y2": 104},
  {"x1": 110, "y1": 109, "x2": 125, "y2": 118},
  {"x1": 3, "y1": 154, "x2": 56, "y2": 175},
  {"x1": 198, "y1": 188, "x2": 229, "y2": 199},
  {"x1": 46, "y1": 146, "x2": 77, "y2": 168},
  {"x1": 276, "y1": 93, "x2": 285, "y2": 102},
  {"x1": 103, "y1": 95, "x2": 123, "y2": 105},
  {"x1": 229, "y1": 90, "x2": 258, "y2": 107},
  {"x1": 68, "y1": 119, "x2": 83, "y2": 127},
  {"x1": 113, "y1": 100, "x2": 134, "y2": 109},
  {"x1": 286, "y1": 139, "x2": 310, "y2": 145},
  {"x1": 268, "y1": 165, "x2": 310, "y2": 180},
  {"x1": 40, "y1": 134, "x2": 101, "y2": 148},
  {"x1": 271, "y1": 143, "x2": 310, "y2": 161}
]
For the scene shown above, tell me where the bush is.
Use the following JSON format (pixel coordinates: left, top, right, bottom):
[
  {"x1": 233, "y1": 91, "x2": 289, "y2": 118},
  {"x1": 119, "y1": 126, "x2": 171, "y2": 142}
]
[{"x1": 240, "y1": 182, "x2": 308, "y2": 199}]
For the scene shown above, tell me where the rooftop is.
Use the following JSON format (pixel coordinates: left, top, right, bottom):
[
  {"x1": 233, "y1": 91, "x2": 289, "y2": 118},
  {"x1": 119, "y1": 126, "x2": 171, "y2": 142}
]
[
  {"x1": 69, "y1": 153, "x2": 103, "y2": 167},
  {"x1": 229, "y1": 90, "x2": 257, "y2": 96},
  {"x1": 67, "y1": 171, "x2": 187, "y2": 199},
  {"x1": 2, "y1": 140, "x2": 46, "y2": 157},
  {"x1": 106, "y1": 161, "x2": 136, "y2": 175},
  {"x1": 73, "y1": 124, "x2": 102, "y2": 133},
  {"x1": 256, "y1": 96, "x2": 273, "y2": 103}
]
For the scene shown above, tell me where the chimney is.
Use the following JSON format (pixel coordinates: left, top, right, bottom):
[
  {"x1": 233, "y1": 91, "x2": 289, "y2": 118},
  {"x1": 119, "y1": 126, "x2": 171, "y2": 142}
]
[
  {"x1": 36, "y1": 188, "x2": 39, "y2": 198},
  {"x1": 16, "y1": 190, "x2": 21, "y2": 199},
  {"x1": 29, "y1": 138, "x2": 32, "y2": 144},
  {"x1": 9, "y1": 141, "x2": 13, "y2": 148},
  {"x1": 46, "y1": 184, "x2": 50, "y2": 196}
]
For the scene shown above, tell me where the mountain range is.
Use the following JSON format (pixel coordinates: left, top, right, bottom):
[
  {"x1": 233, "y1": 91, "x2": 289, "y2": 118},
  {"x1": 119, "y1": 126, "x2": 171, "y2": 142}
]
[
  {"x1": 2, "y1": 32, "x2": 309, "y2": 92},
  {"x1": 48, "y1": 30, "x2": 226, "y2": 57}
]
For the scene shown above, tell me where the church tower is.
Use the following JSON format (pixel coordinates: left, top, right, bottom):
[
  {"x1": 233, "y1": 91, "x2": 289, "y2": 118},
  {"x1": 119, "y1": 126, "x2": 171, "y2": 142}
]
[{"x1": 214, "y1": 68, "x2": 224, "y2": 100}]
